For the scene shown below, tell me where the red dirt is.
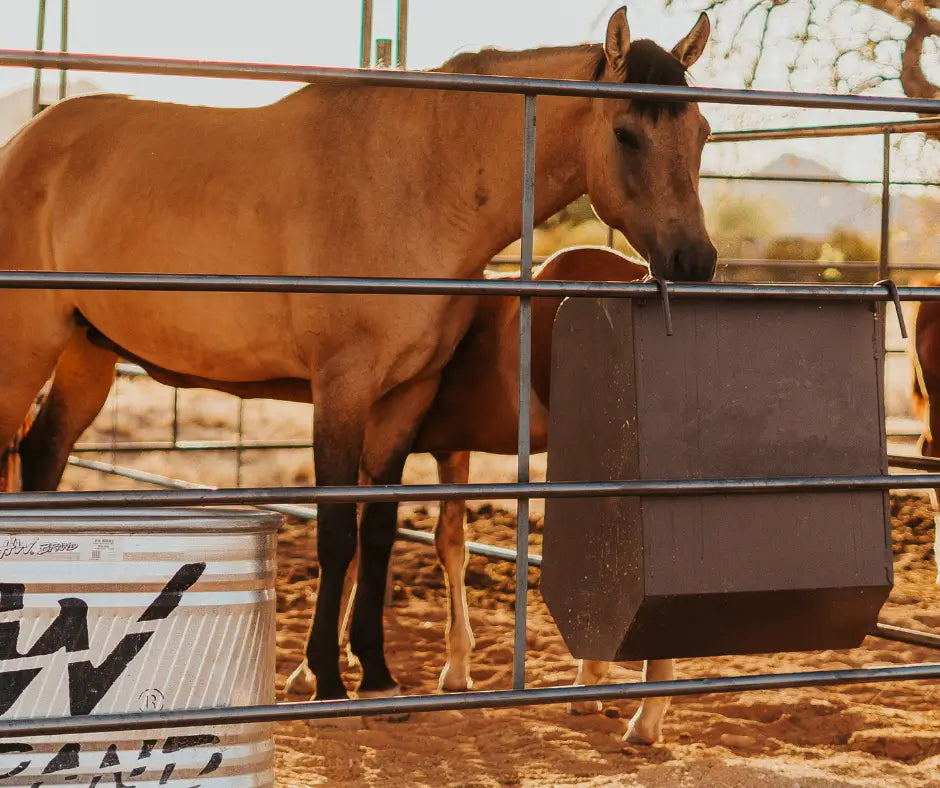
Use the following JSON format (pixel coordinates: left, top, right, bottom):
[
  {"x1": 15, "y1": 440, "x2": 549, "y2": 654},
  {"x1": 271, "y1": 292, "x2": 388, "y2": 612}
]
[{"x1": 272, "y1": 494, "x2": 940, "y2": 787}]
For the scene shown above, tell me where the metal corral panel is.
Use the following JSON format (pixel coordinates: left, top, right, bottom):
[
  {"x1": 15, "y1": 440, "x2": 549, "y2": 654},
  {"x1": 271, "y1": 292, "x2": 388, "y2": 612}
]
[
  {"x1": 542, "y1": 297, "x2": 892, "y2": 662},
  {"x1": 0, "y1": 507, "x2": 280, "y2": 787}
]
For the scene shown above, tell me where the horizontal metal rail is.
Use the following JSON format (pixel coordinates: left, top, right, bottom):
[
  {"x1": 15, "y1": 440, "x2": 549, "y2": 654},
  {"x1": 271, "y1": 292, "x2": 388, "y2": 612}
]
[
  {"x1": 6, "y1": 473, "x2": 940, "y2": 509},
  {"x1": 66, "y1": 456, "x2": 544, "y2": 566},
  {"x1": 3, "y1": 272, "x2": 940, "y2": 300},
  {"x1": 701, "y1": 172, "x2": 938, "y2": 187},
  {"x1": 887, "y1": 454, "x2": 940, "y2": 472},
  {"x1": 70, "y1": 432, "x2": 918, "y2": 457},
  {"x1": 490, "y1": 256, "x2": 940, "y2": 271},
  {"x1": 2, "y1": 662, "x2": 939, "y2": 737},
  {"x1": 872, "y1": 624, "x2": 940, "y2": 650},
  {"x1": 4, "y1": 50, "x2": 940, "y2": 114},
  {"x1": 710, "y1": 116, "x2": 940, "y2": 142},
  {"x1": 71, "y1": 439, "x2": 313, "y2": 453}
]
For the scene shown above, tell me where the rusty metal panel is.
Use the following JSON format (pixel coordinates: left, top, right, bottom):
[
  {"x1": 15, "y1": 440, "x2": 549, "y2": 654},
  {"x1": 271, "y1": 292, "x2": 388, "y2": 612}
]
[{"x1": 542, "y1": 296, "x2": 892, "y2": 662}]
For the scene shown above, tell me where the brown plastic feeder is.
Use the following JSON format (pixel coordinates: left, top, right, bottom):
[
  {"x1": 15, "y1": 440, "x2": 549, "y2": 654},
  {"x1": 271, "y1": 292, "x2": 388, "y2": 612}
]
[{"x1": 541, "y1": 296, "x2": 893, "y2": 662}]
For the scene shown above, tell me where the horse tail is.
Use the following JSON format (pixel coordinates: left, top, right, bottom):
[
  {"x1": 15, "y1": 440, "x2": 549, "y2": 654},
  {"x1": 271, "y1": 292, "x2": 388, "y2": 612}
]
[{"x1": 0, "y1": 405, "x2": 38, "y2": 492}]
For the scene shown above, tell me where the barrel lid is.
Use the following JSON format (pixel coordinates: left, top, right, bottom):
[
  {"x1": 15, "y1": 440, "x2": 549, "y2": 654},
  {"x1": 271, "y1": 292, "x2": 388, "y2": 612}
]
[{"x1": 0, "y1": 507, "x2": 282, "y2": 533}]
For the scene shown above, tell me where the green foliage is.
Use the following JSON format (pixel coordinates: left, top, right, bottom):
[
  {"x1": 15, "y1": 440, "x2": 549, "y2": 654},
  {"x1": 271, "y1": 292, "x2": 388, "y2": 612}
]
[
  {"x1": 705, "y1": 193, "x2": 783, "y2": 259},
  {"x1": 766, "y1": 236, "x2": 823, "y2": 261},
  {"x1": 828, "y1": 228, "x2": 878, "y2": 262}
]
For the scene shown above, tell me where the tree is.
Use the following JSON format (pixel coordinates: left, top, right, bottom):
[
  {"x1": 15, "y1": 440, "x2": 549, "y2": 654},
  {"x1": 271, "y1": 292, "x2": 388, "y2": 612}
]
[{"x1": 672, "y1": 0, "x2": 939, "y2": 138}]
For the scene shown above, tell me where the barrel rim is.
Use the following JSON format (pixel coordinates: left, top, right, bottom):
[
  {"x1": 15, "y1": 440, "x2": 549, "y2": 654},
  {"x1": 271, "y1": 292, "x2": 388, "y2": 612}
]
[{"x1": 0, "y1": 507, "x2": 282, "y2": 533}]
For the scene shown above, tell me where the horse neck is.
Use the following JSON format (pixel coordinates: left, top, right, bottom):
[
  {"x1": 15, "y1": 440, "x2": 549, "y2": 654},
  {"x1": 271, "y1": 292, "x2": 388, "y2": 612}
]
[{"x1": 431, "y1": 47, "x2": 600, "y2": 270}]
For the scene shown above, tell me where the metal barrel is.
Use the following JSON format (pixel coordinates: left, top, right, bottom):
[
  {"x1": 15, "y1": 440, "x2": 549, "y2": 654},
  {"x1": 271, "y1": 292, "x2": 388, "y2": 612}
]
[{"x1": 0, "y1": 507, "x2": 280, "y2": 787}]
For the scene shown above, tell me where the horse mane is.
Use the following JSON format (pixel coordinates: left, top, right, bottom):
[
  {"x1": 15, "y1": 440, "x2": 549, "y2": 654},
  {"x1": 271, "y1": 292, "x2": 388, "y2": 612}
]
[
  {"x1": 438, "y1": 38, "x2": 688, "y2": 120},
  {"x1": 622, "y1": 40, "x2": 689, "y2": 120}
]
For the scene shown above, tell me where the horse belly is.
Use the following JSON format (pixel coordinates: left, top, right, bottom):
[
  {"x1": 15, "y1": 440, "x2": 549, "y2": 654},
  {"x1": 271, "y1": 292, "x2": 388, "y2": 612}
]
[{"x1": 74, "y1": 292, "x2": 306, "y2": 381}]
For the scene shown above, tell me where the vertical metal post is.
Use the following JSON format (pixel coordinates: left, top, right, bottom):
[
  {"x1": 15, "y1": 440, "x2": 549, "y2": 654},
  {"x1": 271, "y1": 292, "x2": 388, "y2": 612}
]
[
  {"x1": 110, "y1": 376, "x2": 119, "y2": 467},
  {"x1": 513, "y1": 93, "x2": 536, "y2": 691},
  {"x1": 58, "y1": 0, "x2": 69, "y2": 100},
  {"x1": 395, "y1": 0, "x2": 408, "y2": 70},
  {"x1": 375, "y1": 39, "x2": 393, "y2": 69},
  {"x1": 878, "y1": 130, "x2": 891, "y2": 282},
  {"x1": 236, "y1": 399, "x2": 245, "y2": 487},
  {"x1": 31, "y1": 0, "x2": 47, "y2": 116},
  {"x1": 171, "y1": 388, "x2": 180, "y2": 445},
  {"x1": 360, "y1": 0, "x2": 374, "y2": 68}
]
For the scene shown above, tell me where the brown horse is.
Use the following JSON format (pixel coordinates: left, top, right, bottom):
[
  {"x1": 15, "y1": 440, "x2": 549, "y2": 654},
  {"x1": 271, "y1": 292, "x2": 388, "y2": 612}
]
[
  {"x1": 913, "y1": 299, "x2": 940, "y2": 567},
  {"x1": 2, "y1": 8, "x2": 715, "y2": 702},
  {"x1": 29, "y1": 246, "x2": 674, "y2": 741},
  {"x1": 413, "y1": 246, "x2": 673, "y2": 745}
]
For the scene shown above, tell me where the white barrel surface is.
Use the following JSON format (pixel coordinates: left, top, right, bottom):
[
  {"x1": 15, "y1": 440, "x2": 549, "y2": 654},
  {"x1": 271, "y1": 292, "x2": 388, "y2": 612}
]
[{"x1": 0, "y1": 507, "x2": 279, "y2": 787}]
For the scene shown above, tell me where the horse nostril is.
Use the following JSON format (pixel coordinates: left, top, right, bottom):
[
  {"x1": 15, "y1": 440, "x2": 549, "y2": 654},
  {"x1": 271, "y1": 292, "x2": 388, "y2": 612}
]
[{"x1": 671, "y1": 245, "x2": 717, "y2": 282}]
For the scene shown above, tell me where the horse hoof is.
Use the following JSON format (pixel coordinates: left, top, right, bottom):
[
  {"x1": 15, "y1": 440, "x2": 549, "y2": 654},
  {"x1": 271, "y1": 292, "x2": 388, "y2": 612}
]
[
  {"x1": 361, "y1": 713, "x2": 410, "y2": 726},
  {"x1": 356, "y1": 685, "x2": 403, "y2": 700},
  {"x1": 306, "y1": 715, "x2": 363, "y2": 730},
  {"x1": 356, "y1": 685, "x2": 410, "y2": 723},
  {"x1": 438, "y1": 669, "x2": 473, "y2": 693},
  {"x1": 623, "y1": 724, "x2": 661, "y2": 745},
  {"x1": 568, "y1": 700, "x2": 603, "y2": 716},
  {"x1": 284, "y1": 662, "x2": 315, "y2": 696}
]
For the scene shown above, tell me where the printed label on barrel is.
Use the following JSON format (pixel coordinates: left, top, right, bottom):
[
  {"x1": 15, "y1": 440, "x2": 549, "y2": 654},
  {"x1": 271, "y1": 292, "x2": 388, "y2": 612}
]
[
  {"x1": 0, "y1": 543, "x2": 274, "y2": 786},
  {"x1": 0, "y1": 533, "x2": 124, "y2": 562}
]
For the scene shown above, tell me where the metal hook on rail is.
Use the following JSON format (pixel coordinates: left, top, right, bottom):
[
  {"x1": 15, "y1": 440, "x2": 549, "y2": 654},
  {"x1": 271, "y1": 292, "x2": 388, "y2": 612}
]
[
  {"x1": 874, "y1": 278, "x2": 907, "y2": 339},
  {"x1": 651, "y1": 276, "x2": 674, "y2": 336}
]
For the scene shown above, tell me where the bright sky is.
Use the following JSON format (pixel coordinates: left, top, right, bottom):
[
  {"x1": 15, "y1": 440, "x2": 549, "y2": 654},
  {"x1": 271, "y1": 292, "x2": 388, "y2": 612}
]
[{"x1": 0, "y1": 0, "x2": 934, "y2": 183}]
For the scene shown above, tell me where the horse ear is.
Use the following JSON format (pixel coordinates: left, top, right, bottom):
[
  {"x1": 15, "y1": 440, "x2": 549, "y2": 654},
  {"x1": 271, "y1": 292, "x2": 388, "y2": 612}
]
[
  {"x1": 604, "y1": 7, "x2": 631, "y2": 78},
  {"x1": 671, "y1": 12, "x2": 710, "y2": 68}
]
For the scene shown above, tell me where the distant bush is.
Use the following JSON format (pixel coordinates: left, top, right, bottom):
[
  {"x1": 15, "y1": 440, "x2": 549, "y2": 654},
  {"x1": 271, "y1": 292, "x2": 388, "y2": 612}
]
[
  {"x1": 828, "y1": 228, "x2": 878, "y2": 262},
  {"x1": 765, "y1": 236, "x2": 823, "y2": 261}
]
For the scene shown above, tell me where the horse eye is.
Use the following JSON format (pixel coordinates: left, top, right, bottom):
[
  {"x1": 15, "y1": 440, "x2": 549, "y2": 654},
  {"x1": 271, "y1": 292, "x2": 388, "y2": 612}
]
[{"x1": 614, "y1": 128, "x2": 640, "y2": 150}]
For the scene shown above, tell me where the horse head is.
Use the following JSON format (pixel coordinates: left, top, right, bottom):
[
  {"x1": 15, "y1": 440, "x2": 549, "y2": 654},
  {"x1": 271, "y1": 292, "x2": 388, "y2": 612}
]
[{"x1": 584, "y1": 9, "x2": 717, "y2": 282}]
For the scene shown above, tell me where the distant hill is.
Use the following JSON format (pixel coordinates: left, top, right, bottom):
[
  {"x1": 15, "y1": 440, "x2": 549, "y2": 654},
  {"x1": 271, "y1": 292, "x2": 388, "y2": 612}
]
[
  {"x1": 701, "y1": 153, "x2": 939, "y2": 264},
  {"x1": 0, "y1": 78, "x2": 104, "y2": 142}
]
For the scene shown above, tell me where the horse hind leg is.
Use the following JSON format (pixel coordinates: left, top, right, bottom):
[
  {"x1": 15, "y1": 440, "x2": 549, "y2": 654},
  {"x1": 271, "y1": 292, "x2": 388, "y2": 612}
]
[
  {"x1": 433, "y1": 450, "x2": 474, "y2": 692},
  {"x1": 568, "y1": 659, "x2": 609, "y2": 715},
  {"x1": 625, "y1": 659, "x2": 675, "y2": 745},
  {"x1": 915, "y1": 361, "x2": 940, "y2": 581},
  {"x1": 568, "y1": 657, "x2": 676, "y2": 745},
  {"x1": 19, "y1": 332, "x2": 117, "y2": 491},
  {"x1": 0, "y1": 299, "x2": 76, "y2": 481}
]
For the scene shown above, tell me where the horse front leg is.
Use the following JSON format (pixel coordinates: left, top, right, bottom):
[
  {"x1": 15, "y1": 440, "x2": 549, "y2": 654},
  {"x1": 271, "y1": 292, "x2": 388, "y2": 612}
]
[
  {"x1": 433, "y1": 450, "x2": 474, "y2": 692},
  {"x1": 349, "y1": 465, "x2": 406, "y2": 698},
  {"x1": 305, "y1": 385, "x2": 369, "y2": 702}
]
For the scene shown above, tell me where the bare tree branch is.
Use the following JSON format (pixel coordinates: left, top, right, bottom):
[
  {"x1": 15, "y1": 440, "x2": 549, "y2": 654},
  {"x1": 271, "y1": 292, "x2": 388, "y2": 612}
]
[
  {"x1": 688, "y1": 0, "x2": 939, "y2": 140},
  {"x1": 746, "y1": 6, "x2": 776, "y2": 86},
  {"x1": 728, "y1": 0, "x2": 774, "y2": 54}
]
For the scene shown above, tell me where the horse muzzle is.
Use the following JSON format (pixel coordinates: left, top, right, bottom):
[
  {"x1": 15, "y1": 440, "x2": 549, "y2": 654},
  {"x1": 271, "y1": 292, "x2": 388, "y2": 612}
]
[{"x1": 660, "y1": 242, "x2": 717, "y2": 283}]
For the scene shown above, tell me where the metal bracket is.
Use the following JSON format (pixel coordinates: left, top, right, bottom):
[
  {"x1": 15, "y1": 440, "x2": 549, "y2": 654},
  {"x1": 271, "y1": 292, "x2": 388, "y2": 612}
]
[
  {"x1": 874, "y1": 278, "x2": 907, "y2": 339},
  {"x1": 651, "y1": 277, "x2": 674, "y2": 336}
]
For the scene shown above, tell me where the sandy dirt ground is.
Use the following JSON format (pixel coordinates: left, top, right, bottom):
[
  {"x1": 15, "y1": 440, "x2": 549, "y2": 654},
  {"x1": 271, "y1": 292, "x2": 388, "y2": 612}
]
[{"x1": 60, "y1": 377, "x2": 940, "y2": 787}]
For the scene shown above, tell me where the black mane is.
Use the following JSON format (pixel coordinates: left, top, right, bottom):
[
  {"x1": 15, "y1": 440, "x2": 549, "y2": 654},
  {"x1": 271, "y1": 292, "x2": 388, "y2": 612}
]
[
  {"x1": 440, "y1": 39, "x2": 688, "y2": 119},
  {"x1": 593, "y1": 39, "x2": 689, "y2": 119}
]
